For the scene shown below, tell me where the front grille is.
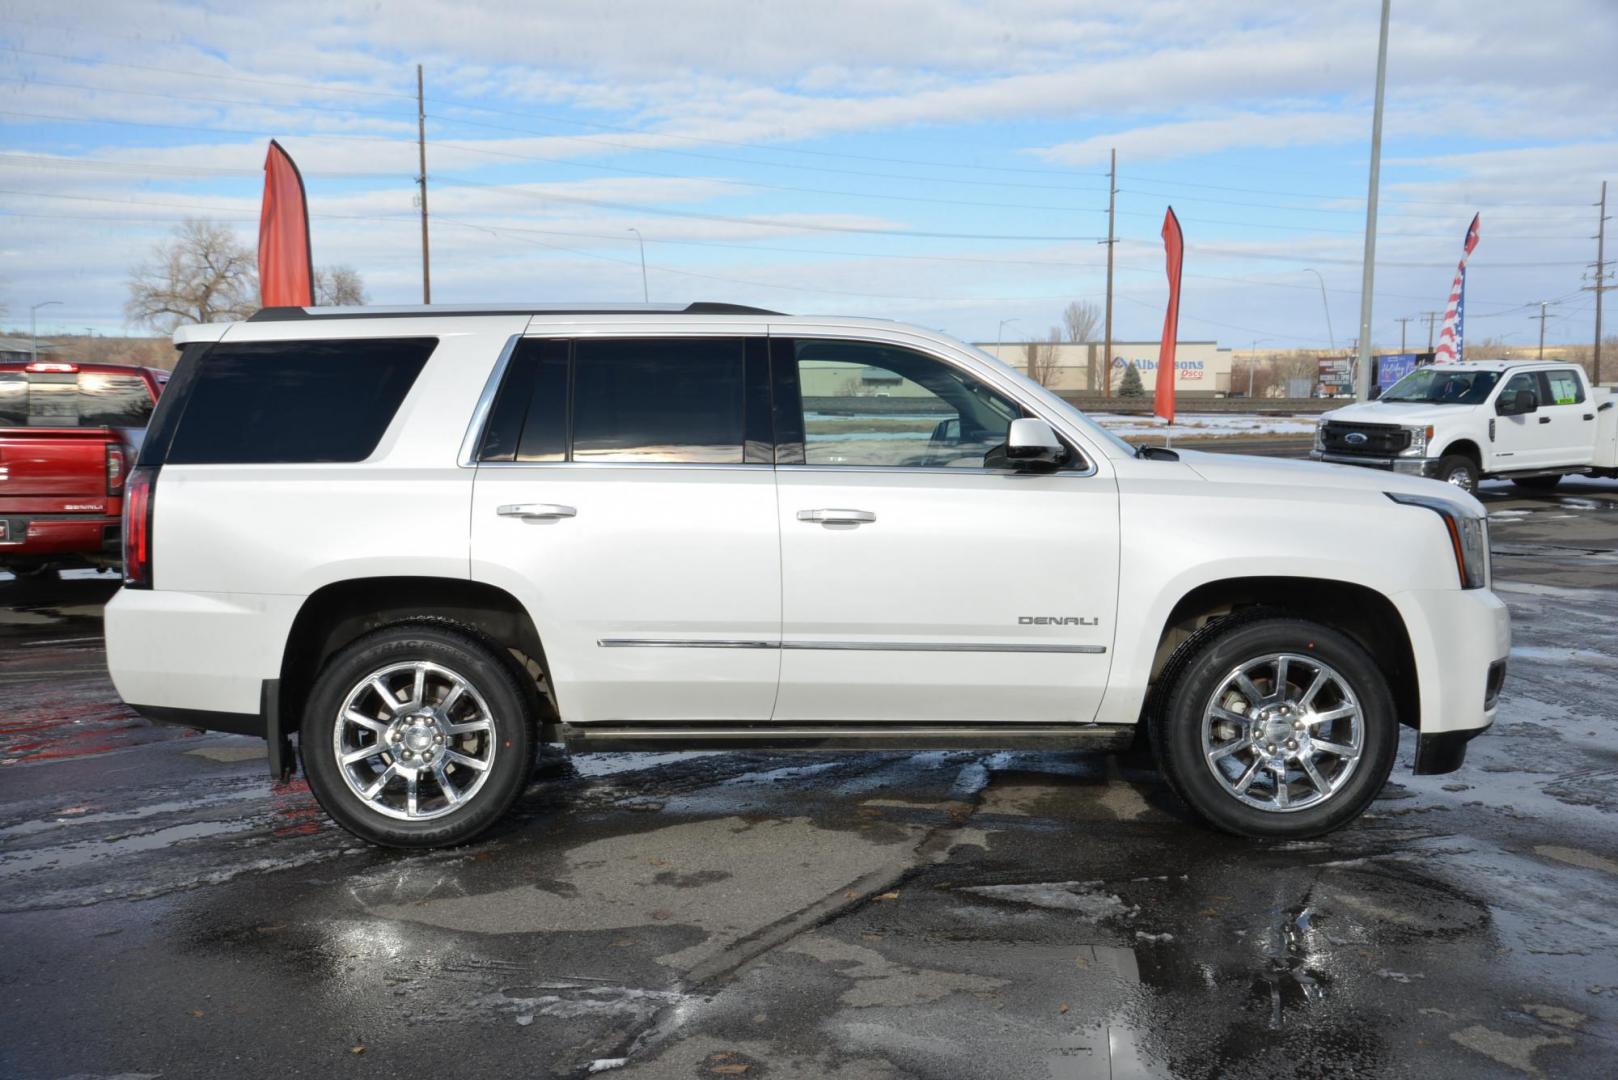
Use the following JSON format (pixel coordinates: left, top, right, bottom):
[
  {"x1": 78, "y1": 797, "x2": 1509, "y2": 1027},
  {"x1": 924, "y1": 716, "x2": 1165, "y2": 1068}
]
[{"x1": 1321, "y1": 421, "x2": 1410, "y2": 455}]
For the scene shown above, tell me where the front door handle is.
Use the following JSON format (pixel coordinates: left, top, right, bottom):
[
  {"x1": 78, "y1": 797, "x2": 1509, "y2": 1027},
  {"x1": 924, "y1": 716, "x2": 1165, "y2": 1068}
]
[
  {"x1": 1538, "y1": 416, "x2": 1552, "y2": 424},
  {"x1": 498, "y1": 503, "x2": 577, "y2": 520},
  {"x1": 797, "y1": 508, "x2": 876, "y2": 525}
]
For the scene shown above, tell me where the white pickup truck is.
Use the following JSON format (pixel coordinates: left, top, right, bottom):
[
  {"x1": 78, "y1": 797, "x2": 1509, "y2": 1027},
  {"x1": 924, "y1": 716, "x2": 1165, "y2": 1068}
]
[{"x1": 1312, "y1": 360, "x2": 1618, "y2": 493}]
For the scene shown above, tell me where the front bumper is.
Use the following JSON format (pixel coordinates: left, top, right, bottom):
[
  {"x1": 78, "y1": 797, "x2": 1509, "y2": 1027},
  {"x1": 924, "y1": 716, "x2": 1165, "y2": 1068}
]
[
  {"x1": 1394, "y1": 587, "x2": 1511, "y2": 774},
  {"x1": 1311, "y1": 450, "x2": 1443, "y2": 477}
]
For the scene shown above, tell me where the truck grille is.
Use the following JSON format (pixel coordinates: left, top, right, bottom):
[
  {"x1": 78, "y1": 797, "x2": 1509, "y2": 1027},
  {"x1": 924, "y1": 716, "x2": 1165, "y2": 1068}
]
[{"x1": 1320, "y1": 421, "x2": 1410, "y2": 456}]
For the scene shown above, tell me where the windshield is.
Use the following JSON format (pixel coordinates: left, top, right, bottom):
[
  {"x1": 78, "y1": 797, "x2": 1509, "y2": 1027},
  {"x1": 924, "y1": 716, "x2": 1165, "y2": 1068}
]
[{"x1": 1380, "y1": 368, "x2": 1501, "y2": 404}]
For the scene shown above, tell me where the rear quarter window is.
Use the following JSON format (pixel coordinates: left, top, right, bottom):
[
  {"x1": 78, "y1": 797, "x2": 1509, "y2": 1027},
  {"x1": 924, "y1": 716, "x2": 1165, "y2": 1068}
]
[{"x1": 162, "y1": 338, "x2": 436, "y2": 464}]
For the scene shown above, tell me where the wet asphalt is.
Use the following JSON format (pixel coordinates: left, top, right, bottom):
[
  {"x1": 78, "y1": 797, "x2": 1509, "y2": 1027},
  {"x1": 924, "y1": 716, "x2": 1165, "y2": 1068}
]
[{"x1": 2, "y1": 469, "x2": 1617, "y2": 1079}]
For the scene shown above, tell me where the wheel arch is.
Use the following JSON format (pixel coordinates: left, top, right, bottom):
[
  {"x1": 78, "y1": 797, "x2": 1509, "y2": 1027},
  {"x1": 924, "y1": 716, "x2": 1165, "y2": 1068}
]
[
  {"x1": 1145, "y1": 576, "x2": 1419, "y2": 734},
  {"x1": 1438, "y1": 438, "x2": 1483, "y2": 467},
  {"x1": 278, "y1": 576, "x2": 556, "y2": 740}
]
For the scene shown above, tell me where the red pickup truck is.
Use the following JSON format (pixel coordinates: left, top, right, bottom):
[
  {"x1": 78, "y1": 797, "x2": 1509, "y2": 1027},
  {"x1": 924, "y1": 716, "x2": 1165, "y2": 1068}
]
[{"x1": 0, "y1": 360, "x2": 167, "y2": 577}]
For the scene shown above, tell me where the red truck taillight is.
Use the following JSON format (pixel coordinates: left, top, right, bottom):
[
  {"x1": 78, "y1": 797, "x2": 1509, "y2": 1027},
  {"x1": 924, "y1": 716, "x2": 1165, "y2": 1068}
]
[
  {"x1": 106, "y1": 444, "x2": 126, "y2": 496},
  {"x1": 123, "y1": 465, "x2": 157, "y2": 589}
]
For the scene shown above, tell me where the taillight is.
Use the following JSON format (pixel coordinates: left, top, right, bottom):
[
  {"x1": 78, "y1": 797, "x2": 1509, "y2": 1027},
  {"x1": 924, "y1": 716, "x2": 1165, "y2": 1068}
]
[
  {"x1": 123, "y1": 465, "x2": 157, "y2": 589},
  {"x1": 106, "y1": 444, "x2": 126, "y2": 496}
]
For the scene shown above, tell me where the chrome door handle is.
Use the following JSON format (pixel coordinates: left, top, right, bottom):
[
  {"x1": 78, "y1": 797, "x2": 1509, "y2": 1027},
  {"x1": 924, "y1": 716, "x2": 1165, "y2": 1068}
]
[
  {"x1": 498, "y1": 503, "x2": 577, "y2": 520},
  {"x1": 797, "y1": 508, "x2": 876, "y2": 524}
]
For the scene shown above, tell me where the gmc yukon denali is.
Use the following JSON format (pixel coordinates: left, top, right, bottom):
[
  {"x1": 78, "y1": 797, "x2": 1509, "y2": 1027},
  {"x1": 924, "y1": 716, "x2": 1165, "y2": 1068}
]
[{"x1": 104, "y1": 305, "x2": 1510, "y2": 847}]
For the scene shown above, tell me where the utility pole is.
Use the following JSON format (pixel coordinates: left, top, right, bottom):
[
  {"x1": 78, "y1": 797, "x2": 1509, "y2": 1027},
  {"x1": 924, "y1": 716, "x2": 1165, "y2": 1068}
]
[
  {"x1": 1422, "y1": 310, "x2": 1442, "y2": 352},
  {"x1": 1353, "y1": 0, "x2": 1391, "y2": 400},
  {"x1": 1101, "y1": 147, "x2": 1117, "y2": 398},
  {"x1": 416, "y1": 63, "x2": 431, "y2": 304},
  {"x1": 1396, "y1": 315, "x2": 1412, "y2": 352},
  {"x1": 29, "y1": 300, "x2": 61, "y2": 361},
  {"x1": 1590, "y1": 180, "x2": 1609, "y2": 384},
  {"x1": 1532, "y1": 301, "x2": 1556, "y2": 360},
  {"x1": 1302, "y1": 268, "x2": 1335, "y2": 355}
]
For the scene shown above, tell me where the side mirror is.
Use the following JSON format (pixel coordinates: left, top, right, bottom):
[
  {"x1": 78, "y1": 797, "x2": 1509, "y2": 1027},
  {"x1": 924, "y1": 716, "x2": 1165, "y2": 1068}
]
[
  {"x1": 1005, "y1": 417, "x2": 1067, "y2": 469},
  {"x1": 1496, "y1": 388, "x2": 1539, "y2": 416}
]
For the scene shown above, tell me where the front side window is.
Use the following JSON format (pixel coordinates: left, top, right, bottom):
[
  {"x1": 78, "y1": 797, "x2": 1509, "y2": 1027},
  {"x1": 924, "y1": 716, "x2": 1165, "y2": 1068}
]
[
  {"x1": 1543, "y1": 370, "x2": 1585, "y2": 405},
  {"x1": 1500, "y1": 372, "x2": 1538, "y2": 403},
  {"x1": 788, "y1": 340, "x2": 1024, "y2": 468}
]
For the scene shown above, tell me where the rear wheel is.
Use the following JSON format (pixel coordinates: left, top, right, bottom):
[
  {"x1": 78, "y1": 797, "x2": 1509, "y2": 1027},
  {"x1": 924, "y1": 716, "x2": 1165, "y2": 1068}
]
[
  {"x1": 301, "y1": 623, "x2": 535, "y2": 847},
  {"x1": 1436, "y1": 454, "x2": 1479, "y2": 493},
  {"x1": 1150, "y1": 614, "x2": 1398, "y2": 839},
  {"x1": 1510, "y1": 474, "x2": 1563, "y2": 492}
]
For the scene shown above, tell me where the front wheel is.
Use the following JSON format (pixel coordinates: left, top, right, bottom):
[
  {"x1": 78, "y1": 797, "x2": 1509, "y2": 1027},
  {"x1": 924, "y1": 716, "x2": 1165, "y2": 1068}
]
[
  {"x1": 1150, "y1": 614, "x2": 1398, "y2": 839},
  {"x1": 1435, "y1": 454, "x2": 1479, "y2": 493},
  {"x1": 301, "y1": 623, "x2": 536, "y2": 847}
]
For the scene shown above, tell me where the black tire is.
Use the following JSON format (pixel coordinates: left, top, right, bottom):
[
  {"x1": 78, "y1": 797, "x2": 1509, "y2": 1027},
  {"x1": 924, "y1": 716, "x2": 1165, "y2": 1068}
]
[
  {"x1": 1510, "y1": 474, "x2": 1563, "y2": 492},
  {"x1": 1435, "y1": 454, "x2": 1479, "y2": 494},
  {"x1": 1149, "y1": 613, "x2": 1398, "y2": 839},
  {"x1": 301, "y1": 622, "x2": 536, "y2": 848}
]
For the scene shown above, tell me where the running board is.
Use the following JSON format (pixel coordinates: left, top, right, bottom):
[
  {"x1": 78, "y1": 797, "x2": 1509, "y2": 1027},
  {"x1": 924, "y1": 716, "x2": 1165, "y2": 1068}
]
[{"x1": 561, "y1": 720, "x2": 1136, "y2": 753}]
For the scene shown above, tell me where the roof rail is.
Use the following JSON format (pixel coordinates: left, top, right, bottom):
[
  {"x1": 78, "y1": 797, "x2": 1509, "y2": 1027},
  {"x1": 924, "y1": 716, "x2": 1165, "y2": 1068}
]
[{"x1": 247, "y1": 301, "x2": 784, "y2": 322}]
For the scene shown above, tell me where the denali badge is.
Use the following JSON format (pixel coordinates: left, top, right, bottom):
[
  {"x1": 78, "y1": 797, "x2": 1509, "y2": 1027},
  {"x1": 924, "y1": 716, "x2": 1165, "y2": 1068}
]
[
  {"x1": 1019, "y1": 616, "x2": 1099, "y2": 626},
  {"x1": 1344, "y1": 432, "x2": 1369, "y2": 446}
]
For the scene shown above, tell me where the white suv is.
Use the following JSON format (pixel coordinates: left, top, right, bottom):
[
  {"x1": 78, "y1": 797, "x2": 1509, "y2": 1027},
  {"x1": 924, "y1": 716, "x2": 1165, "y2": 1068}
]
[{"x1": 105, "y1": 304, "x2": 1510, "y2": 847}]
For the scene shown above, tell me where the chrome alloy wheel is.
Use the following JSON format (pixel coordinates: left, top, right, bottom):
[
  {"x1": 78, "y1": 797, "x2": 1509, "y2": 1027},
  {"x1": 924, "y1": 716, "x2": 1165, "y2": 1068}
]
[
  {"x1": 333, "y1": 661, "x2": 497, "y2": 821},
  {"x1": 1200, "y1": 652, "x2": 1364, "y2": 813}
]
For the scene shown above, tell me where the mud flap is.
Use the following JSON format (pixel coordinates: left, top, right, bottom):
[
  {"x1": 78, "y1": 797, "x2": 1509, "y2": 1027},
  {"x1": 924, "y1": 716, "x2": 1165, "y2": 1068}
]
[
  {"x1": 261, "y1": 679, "x2": 294, "y2": 782},
  {"x1": 1414, "y1": 728, "x2": 1483, "y2": 775}
]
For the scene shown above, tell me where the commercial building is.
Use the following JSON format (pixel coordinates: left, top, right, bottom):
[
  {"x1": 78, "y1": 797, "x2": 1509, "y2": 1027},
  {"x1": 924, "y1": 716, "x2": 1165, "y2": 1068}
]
[{"x1": 973, "y1": 340, "x2": 1233, "y2": 398}]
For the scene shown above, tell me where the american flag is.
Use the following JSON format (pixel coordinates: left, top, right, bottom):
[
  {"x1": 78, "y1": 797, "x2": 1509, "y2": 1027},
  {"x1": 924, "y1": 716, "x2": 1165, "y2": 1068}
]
[{"x1": 1433, "y1": 214, "x2": 1481, "y2": 362}]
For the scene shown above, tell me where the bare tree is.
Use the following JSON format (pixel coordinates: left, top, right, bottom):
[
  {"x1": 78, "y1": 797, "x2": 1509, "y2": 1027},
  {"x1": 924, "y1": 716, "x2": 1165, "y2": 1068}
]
[
  {"x1": 125, "y1": 219, "x2": 258, "y2": 331},
  {"x1": 1062, "y1": 300, "x2": 1100, "y2": 343},
  {"x1": 1024, "y1": 327, "x2": 1063, "y2": 387},
  {"x1": 314, "y1": 265, "x2": 369, "y2": 306}
]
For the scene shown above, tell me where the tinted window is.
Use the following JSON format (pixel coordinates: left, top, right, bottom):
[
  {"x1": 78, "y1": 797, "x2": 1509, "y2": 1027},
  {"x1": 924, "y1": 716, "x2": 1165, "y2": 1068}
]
[
  {"x1": 1543, "y1": 370, "x2": 1584, "y2": 405},
  {"x1": 0, "y1": 370, "x2": 155, "y2": 428},
  {"x1": 163, "y1": 338, "x2": 434, "y2": 464},
  {"x1": 571, "y1": 338, "x2": 744, "y2": 463},
  {"x1": 792, "y1": 340, "x2": 1023, "y2": 468}
]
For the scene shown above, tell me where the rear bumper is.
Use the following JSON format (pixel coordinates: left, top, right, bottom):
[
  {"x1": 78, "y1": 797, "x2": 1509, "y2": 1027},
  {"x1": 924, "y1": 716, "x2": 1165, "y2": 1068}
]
[
  {"x1": 1310, "y1": 451, "x2": 1442, "y2": 478},
  {"x1": 128, "y1": 680, "x2": 293, "y2": 779},
  {"x1": 0, "y1": 513, "x2": 120, "y2": 560}
]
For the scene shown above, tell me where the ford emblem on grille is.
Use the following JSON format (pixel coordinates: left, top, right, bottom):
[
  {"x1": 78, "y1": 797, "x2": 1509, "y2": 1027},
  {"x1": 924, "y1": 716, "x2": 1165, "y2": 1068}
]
[{"x1": 1344, "y1": 432, "x2": 1368, "y2": 446}]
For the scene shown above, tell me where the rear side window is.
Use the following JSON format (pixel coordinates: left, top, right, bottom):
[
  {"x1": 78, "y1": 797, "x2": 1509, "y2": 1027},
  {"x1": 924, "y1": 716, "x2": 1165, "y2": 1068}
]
[
  {"x1": 1542, "y1": 370, "x2": 1584, "y2": 405},
  {"x1": 572, "y1": 338, "x2": 744, "y2": 463},
  {"x1": 163, "y1": 338, "x2": 435, "y2": 464},
  {"x1": 0, "y1": 370, "x2": 155, "y2": 428},
  {"x1": 480, "y1": 337, "x2": 765, "y2": 465}
]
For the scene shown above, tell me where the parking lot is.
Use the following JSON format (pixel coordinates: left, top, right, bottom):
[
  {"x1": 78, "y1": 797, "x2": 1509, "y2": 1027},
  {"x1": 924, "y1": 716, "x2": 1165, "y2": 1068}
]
[{"x1": 2, "y1": 477, "x2": 1616, "y2": 1079}]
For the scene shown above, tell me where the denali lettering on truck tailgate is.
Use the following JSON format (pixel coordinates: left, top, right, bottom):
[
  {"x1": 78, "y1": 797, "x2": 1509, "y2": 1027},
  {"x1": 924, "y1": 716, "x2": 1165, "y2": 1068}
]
[{"x1": 103, "y1": 302, "x2": 1510, "y2": 849}]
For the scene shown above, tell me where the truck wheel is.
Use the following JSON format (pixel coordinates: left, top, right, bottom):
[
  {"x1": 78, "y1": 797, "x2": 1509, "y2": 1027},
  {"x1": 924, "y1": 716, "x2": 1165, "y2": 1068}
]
[
  {"x1": 301, "y1": 623, "x2": 535, "y2": 848},
  {"x1": 1149, "y1": 614, "x2": 1398, "y2": 839},
  {"x1": 1510, "y1": 475, "x2": 1562, "y2": 492},
  {"x1": 1436, "y1": 454, "x2": 1479, "y2": 493}
]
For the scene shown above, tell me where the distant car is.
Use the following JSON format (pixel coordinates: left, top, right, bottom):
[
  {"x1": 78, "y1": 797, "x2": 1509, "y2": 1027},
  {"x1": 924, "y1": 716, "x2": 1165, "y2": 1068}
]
[
  {"x1": 1313, "y1": 360, "x2": 1618, "y2": 493},
  {"x1": 106, "y1": 304, "x2": 1507, "y2": 848},
  {"x1": 0, "y1": 360, "x2": 166, "y2": 576}
]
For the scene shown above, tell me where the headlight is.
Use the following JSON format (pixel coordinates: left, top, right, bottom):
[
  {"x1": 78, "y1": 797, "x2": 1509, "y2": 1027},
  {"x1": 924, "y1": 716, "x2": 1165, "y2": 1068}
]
[
  {"x1": 1399, "y1": 424, "x2": 1434, "y2": 457},
  {"x1": 1386, "y1": 492, "x2": 1489, "y2": 589}
]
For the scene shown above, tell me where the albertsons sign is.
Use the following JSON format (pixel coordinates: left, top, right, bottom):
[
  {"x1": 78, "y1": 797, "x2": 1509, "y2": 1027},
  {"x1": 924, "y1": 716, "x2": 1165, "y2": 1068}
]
[{"x1": 1114, "y1": 356, "x2": 1205, "y2": 380}]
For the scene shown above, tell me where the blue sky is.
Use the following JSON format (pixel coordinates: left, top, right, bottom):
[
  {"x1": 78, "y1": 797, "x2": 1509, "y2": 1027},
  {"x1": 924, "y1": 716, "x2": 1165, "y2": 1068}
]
[{"x1": 2, "y1": 0, "x2": 1615, "y2": 351}]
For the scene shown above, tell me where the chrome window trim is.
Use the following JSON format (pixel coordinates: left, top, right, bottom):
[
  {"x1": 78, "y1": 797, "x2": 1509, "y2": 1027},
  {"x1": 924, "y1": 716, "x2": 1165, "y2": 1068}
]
[
  {"x1": 775, "y1": 463, "x2": 1097, "y2": 479},
  {"x1": 458, "y1": 333, "x2": 524, "y2": 468},
  {"x1": 475, "y1": 460, "x2": 769, "y2": 472},
  {"x1": 599, "y1": 638, "x2": 1105, "y2": 655}
]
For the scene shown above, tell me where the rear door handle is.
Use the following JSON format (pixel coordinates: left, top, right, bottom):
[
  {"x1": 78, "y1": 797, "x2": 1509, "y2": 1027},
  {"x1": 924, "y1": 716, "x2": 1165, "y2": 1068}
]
[
  {"x1": 797, "y1": 508, "x2": 876, "y2": 525},
  {"x1": 498, "y1": 503, "x2": 577, "y2": 520}
]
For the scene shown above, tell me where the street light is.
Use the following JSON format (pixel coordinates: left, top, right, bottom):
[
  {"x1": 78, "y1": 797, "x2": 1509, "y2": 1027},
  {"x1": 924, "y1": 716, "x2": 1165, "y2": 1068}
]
[
  {"x1": 995, "y1": 318, "x2": 1021, "y2": 355},
  {"x1": 29, "y1": 300, "x2": 62, "y2": 362},
  {"x1": 1301, "y1": 269, "x2": 1336, "y2": 355},
  {"x1": 626, "y1": 228, "x2": 648, "y2": 303},
  {"x1": 1247, "y1": 338, "x2": 1274, "y2": 398}
]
